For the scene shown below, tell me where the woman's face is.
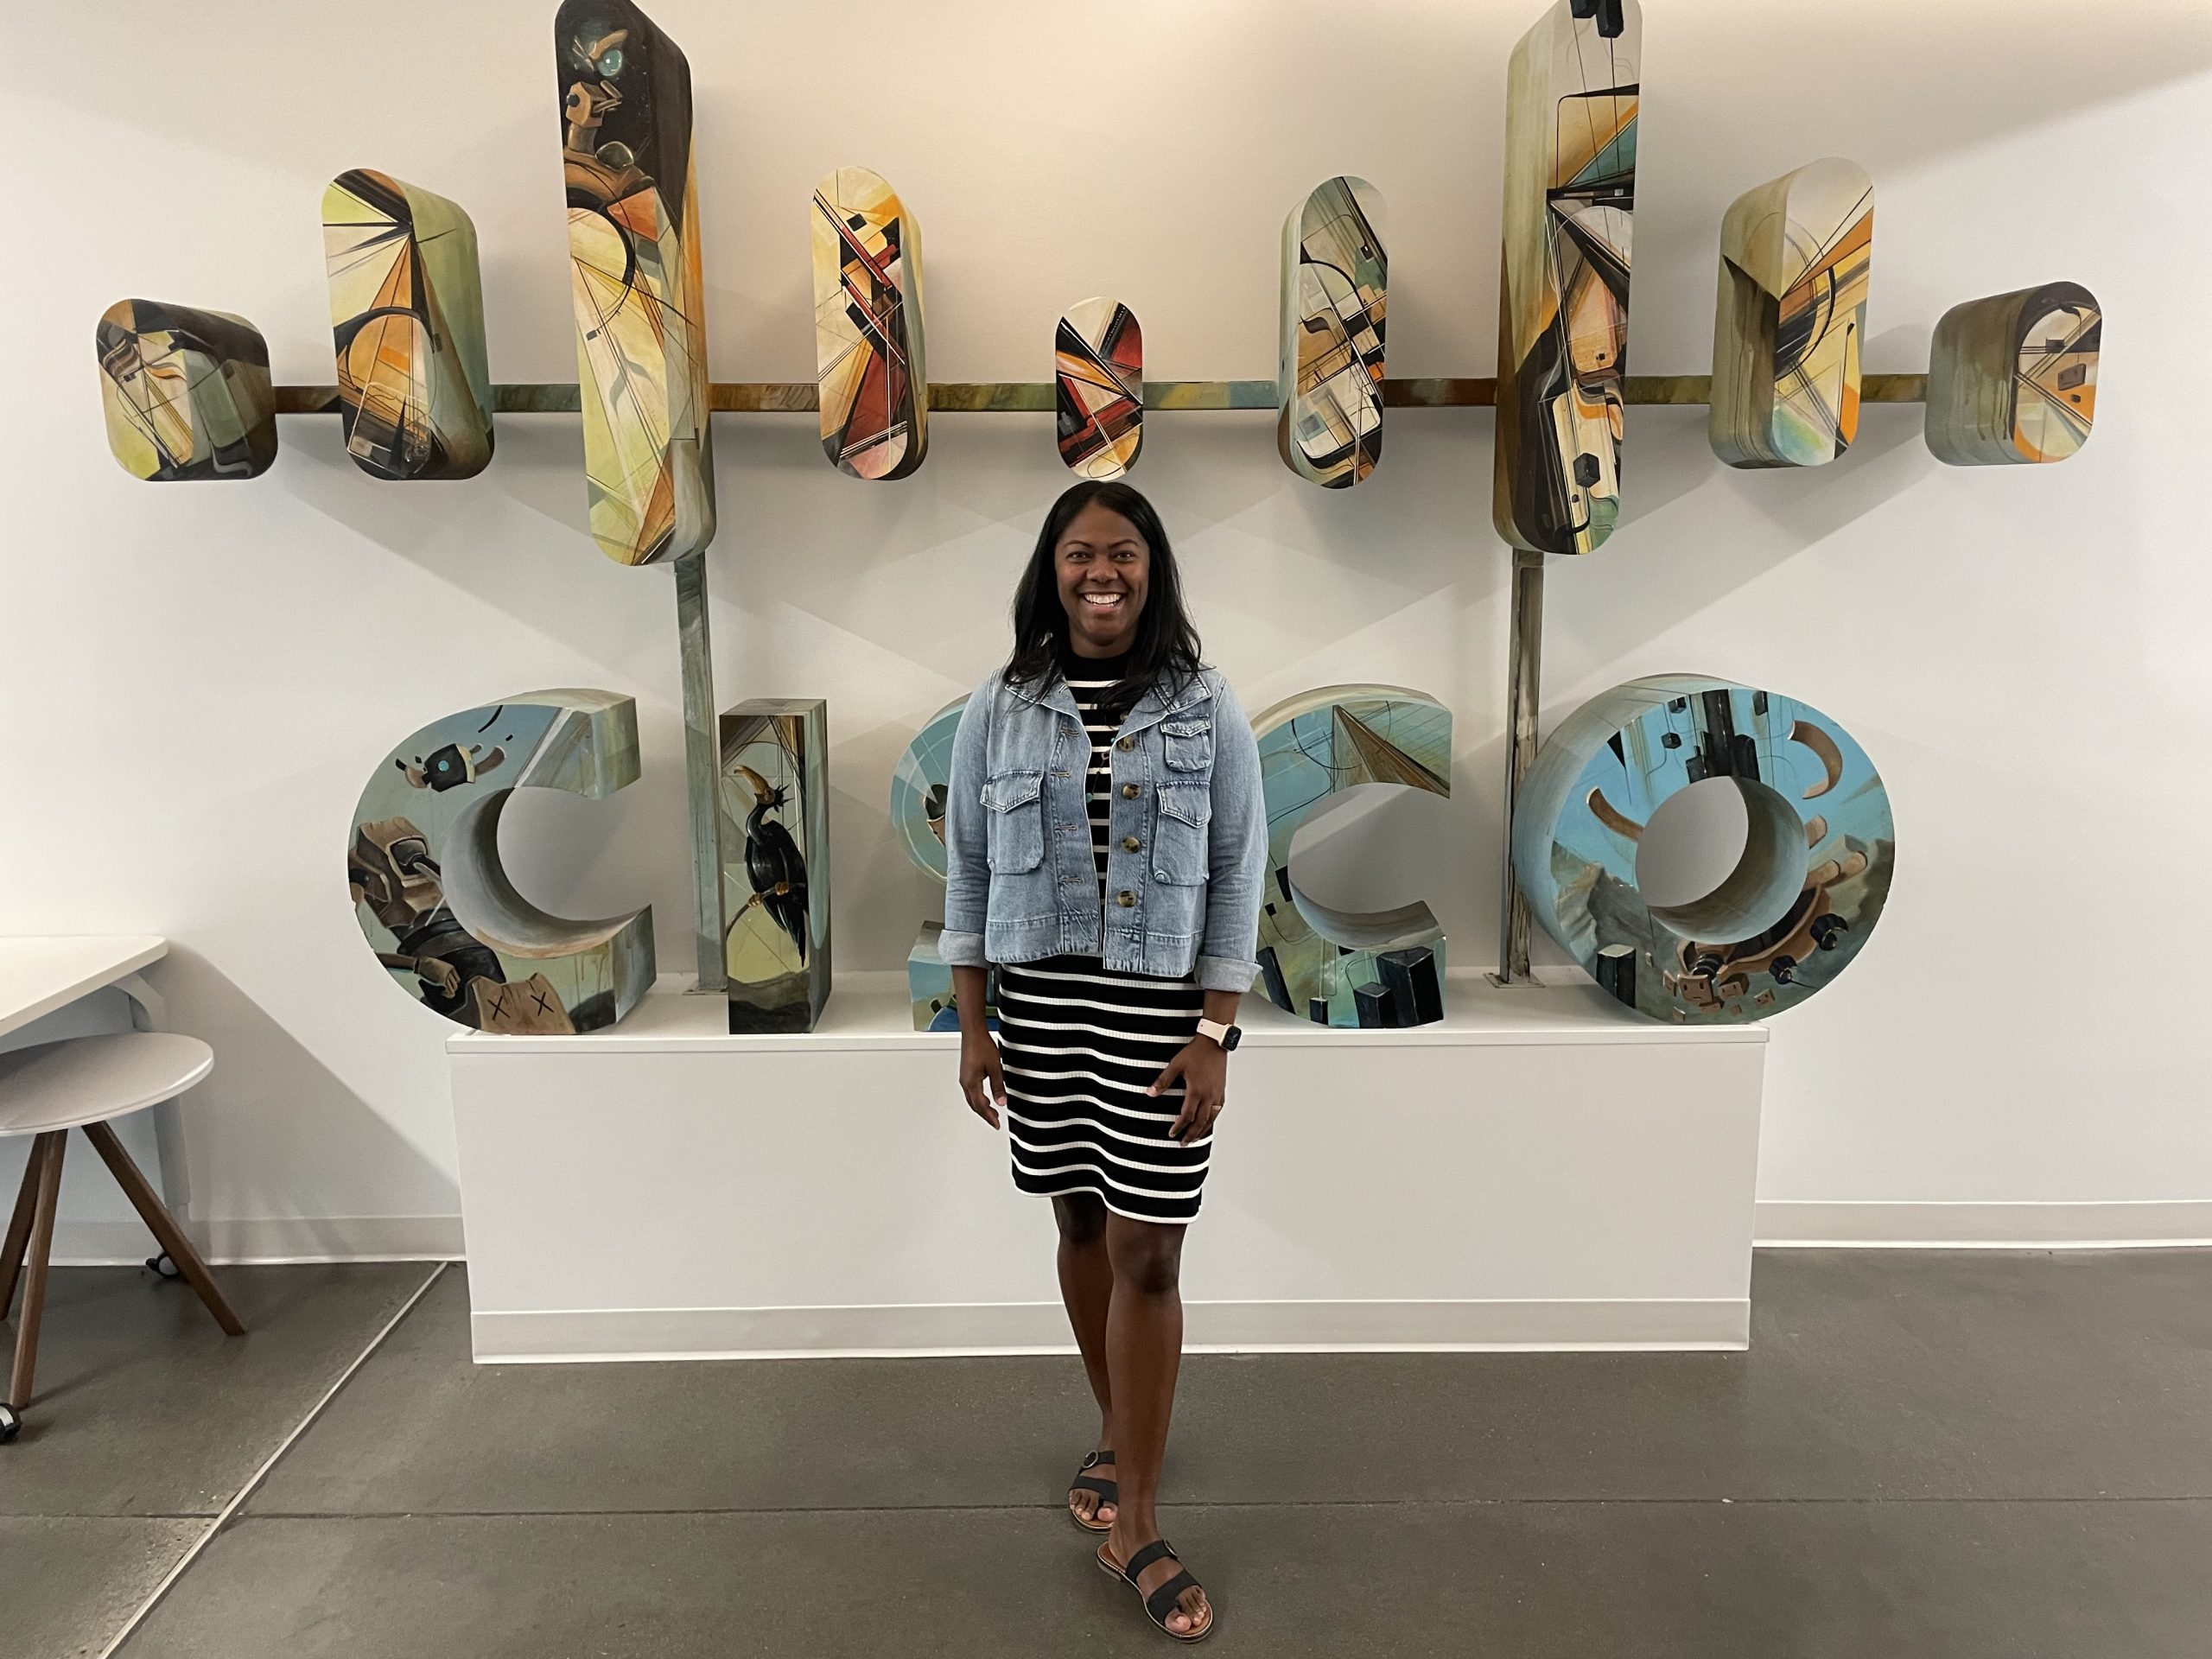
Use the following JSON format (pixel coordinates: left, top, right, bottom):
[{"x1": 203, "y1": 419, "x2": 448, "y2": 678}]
[{"x1": 1055, "y1": 500, "x2": 1150, "y2": 656}]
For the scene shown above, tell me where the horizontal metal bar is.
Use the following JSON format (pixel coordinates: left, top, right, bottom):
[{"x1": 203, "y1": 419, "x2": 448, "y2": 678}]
[{"x1": 271, "y1": 373, "x2": 1931, "y2": 416}]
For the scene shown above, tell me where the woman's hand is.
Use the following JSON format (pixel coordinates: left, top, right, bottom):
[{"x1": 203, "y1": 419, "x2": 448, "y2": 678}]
[
  {"x1": 960, "y1": 1027, "x2": 1007, "y2": 1129},
  {"x1": 1149, "y1": 1037, "x2": 1227, "y2": 1146}
]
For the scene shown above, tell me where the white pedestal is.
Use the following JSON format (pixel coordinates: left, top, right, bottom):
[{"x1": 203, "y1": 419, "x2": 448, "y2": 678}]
[{"x1": 448, "y1": 972, "x2": 1766, "y2": 1362}]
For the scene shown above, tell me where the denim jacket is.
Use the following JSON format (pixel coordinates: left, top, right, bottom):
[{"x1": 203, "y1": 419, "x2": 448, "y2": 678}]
[{"x1": 940, "y1": 662, "x2": 1267, "y2": 992}]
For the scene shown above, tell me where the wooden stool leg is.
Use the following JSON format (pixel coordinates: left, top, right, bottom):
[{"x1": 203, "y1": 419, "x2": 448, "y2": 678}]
[
  {"x1": 83, "y1": 1121, "x2": 244, "y2": 1337},
  {"x1": 2, "y1": 1138, "x2": 49, "y2": 1318},
  {"x1": 9, "y1": 1132, "x2": 66, "y2": 1409}
]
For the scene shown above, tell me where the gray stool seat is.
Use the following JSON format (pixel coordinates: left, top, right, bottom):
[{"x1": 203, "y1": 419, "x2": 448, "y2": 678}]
[
  {"x1": 0, "y1": 1033, "x2": 213, "y2": 1136},
  {"x1": 3, "y1": 1033, "x2": 241, "y2": 1444}
]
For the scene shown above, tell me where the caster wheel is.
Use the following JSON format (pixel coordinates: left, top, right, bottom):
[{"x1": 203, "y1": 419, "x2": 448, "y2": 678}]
[
  {"x1": 147, "y1": 1253, "x2": 182, "y2": 1281},
  {"x1": 0, "y1": 1404, "x2": 21, "y2": 1444}
]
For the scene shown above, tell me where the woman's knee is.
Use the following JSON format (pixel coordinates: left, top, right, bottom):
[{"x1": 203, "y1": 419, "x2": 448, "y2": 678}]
[
  {"x1": 1054, "y1": 1193, "x2": 1109, "y2": 1247},
  {"x1": 1106, "y1": 1217, "x2": 1185, "y2": 1296}
]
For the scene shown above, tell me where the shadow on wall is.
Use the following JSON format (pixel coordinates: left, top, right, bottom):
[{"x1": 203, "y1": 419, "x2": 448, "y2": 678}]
[{"x1": 159, "y1": 944, "x2": 460, "y2": 1252}]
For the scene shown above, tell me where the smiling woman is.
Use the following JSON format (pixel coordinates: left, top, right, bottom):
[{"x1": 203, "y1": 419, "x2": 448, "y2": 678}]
[{"x1": 936, "y1": 480, "x2": 1268, "y2": 1641}]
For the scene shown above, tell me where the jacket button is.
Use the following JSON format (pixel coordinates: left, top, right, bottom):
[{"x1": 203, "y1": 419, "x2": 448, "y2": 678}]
[
  {"x1": 1116, "y1": 889, "x2": 1136, "y2": 907},
  {"x1": 1121, "y1": 782, "x2": 1140, "y2": 798},
  {"x1": 1116, "y1": 735, "x2": 1135, "y2": 751},
  {"x1": 1122, "y1": 835, "x2": 1141, "y2": 852}
]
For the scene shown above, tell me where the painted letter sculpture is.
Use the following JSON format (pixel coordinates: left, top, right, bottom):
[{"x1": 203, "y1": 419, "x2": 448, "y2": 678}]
[
  {"x1": 1512, "y1": 676, "x2": 1893, "y2": 1024},
  {"x1": 96, "y1": 300, "x2": 276, "y2": 482},
  {"x1": 1926, "y1": 282, "x2": 2099, "y2": 467},
  {"x1": 1278, "y1": 177, "x2": 1387, "y2": 488},
  {"x1": 1056, "y1": 297, "x2": 1143, "y2": 480},
  {"x1": 322, "y1": 168, "x2": 493, "y2": 481},
  {"x1": 721, "y1": 699, "x2": 832, "y2": 1033},
  {"x1": 556, "y1": 0, "x2": 715, "y2": 564},
  {"x1": 1494, "y1": 0, "x2": 1639, "y2": 553},
  {"x1": 1250, "y1": 686, "x2": 1452, "y2": 1027},
  {"x1": 348, "y1": 690, "x2": 655, "y2": 1033},
  {"x1": 813, "y1": 166, "x2": 930, "y2": 480},
  {"x1": 1709, "y1": 158, "x2": 1873, "y2": 469}
]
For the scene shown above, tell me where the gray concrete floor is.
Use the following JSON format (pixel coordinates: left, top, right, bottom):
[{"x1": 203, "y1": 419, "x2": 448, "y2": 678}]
[{"x1": 2, "y1": 1251, "x2": 2208, "y2": 1657}]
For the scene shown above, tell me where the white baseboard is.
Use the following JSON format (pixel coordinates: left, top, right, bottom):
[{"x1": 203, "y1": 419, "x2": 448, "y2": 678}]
[
  {"x1": 52, "y1": 1213, "x2": 465, "y2": 1267},
  {"x1": 470, "y1": 1296, "x2": 1751, "y2": 1363},
  {"x1": 1756, "y1": 1199, "x2": 2212, "y2": 1249}
]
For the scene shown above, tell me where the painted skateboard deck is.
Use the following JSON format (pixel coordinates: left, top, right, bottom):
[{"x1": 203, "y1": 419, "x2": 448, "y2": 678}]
[
  {"x1": 1710, "y1": 158, "x2": 1873, "y2": 469},
  {"x1": 95, "y1": 299, "x2": 276, "y2": 482},
  {"x1": 555, "y1": 0, "x2": 716, "y2": 563},
  {"x1": 813, "y1": 166, "x2": 930, "y2": 480},
  {"x1": 1493, "y1": 0, "x2": 1640, "y2": 553},
  {"x1": 1277, "y1": 177, "x2": 1386, "y2": 488},
  {"x1": 322, "y1": 168, "x2": 493, "y2": 480},
  {"x1": 1056, "y1": 297, "x2": 1142, "y2": 479},
  {"x1": 1926, "y1": 282, "x2": 2099, "y2": 466}
]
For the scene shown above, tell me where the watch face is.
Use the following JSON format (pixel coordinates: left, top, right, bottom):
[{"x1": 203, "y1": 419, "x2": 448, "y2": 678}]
[{"x1": 1222, "y1": 1025, "x2": 1242, "y2": 1051}]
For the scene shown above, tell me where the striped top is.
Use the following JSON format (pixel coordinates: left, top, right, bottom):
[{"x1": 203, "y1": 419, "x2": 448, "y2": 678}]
[{"x1": 1058, "y1": 643, "x2": 1135, "y2": 899}]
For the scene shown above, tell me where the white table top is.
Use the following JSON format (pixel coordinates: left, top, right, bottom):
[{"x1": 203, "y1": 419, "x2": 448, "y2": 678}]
[{"x1": 0, "y1": 935, "x2": 168, "y2": 1041}]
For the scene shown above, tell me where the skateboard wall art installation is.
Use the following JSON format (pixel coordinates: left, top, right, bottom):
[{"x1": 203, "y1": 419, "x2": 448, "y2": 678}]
[
  {"x1": 1250, "y1": 686, "x2": 1452, "y2": 1027},
  {"x1": 555, "y1": 0, "x2": 715, "y2": 564},
  {"x1": 1277, "y1": 177, "x2": 1387, "y2": 488},
  {"x1": 720, "y1": 700, "x2": 832, "y2": 1033},
  {"x1": 1709, "y1": 158, "x2": 1873, "y2": 469},
  {"x1": 1056, "y1": 297, "x2": 1143, "y2": 480},
  {"x1": 1494, "y1": 0, "x2": 1638, "y2": 553},
  {"x1": 813, "y1": 166, "x2": 930, "y2": 480},
  {"x1": 96, "y1": 301, "x2": 277, "y2": 482},
  {"x1": 347, "y1": 690, "x2": 655, "y2": 1033},
  {"x1": 321, "y1": 169, "x2": 494, "y2": 481},
  {"x1": 890, "y1": 697, "x2": 998, "y2": 1031},
  {"x1": 1925, "y1": 282, "x2": 2100, "y2": 466},
  {"x1": 1511, "y1": 675, "x2": 1893, "y2": 1024}
]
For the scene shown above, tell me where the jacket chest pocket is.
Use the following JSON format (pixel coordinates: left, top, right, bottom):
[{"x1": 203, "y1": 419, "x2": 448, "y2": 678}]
[
  {"x1": 983, "y1": 769, "x2": 1046, "y2": 873},
  {"x1": 1153, "y1": 783, "x2": 1211, "y2": 885},
  {"x1": 1161, "y1": 716, "x2": 1214, "y2": 773}
]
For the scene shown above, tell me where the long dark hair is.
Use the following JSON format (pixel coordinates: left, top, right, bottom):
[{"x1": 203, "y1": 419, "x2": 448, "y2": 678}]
[{"x1": 1001, "y1": 480, "x2": 1203, "y2": 716}]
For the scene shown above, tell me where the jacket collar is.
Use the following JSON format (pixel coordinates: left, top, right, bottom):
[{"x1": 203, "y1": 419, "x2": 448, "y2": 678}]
[{"x1": 1007, "y1": 663, "x2": 1211, "y2": 729}]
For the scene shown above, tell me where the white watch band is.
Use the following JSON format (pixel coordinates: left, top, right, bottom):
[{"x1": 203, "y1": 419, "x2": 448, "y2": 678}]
[{"x1": 1196, "y1": 1017, "x2": 1230, "y2": 1044}]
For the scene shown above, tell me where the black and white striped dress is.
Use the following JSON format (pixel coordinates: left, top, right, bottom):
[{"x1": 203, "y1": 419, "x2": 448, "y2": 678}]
[{"x1": 998, "y1": 646, "x2": 1210, "y2": 1224}]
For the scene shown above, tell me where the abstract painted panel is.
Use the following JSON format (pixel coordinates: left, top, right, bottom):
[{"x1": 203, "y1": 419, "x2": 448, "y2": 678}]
[
  {"x1": 1056, "y1": 297, "x2": 1143, "y2": 480},
  {"x1": 892, "y1": 697, "x2": 997, "y2": 1031},
  {"x1": 95, "y1": 300, "x2": 276, "y2": 481},
  {"x1": 720, "y1": 699, "x2": 831, "y2": 1033},
  {"x1": 322, "y1": 168, "x2": 493, "y2": 480},
  {"x1": 1494, "y1": 0, "x2": 1639, "y2": 553},
  {"x1": 348, "y1": 690, "x2": 654, "y2": 1033},
  {"x1": 1277, "y1": 177, "x2": 1387, "y2": 488},
  {"x1": 1250, "y1": 686, "x2": 1452, "y2": 1027},
  {"x1": 1512, "y1": 675, "x2": 1893, "y2": 1024},
  {"x1": 813, "y1": 167, "x2": 929, "y2": 480},
  {"x1": 1710, "y1": 158, "x2": 1873, "y2": 469},
  {"x1": 556, "y1": 0, "x2": 715, "y2": 563},
  {"x1": 1926, "y1": 282, "x2": 2100, "y2": 466}
]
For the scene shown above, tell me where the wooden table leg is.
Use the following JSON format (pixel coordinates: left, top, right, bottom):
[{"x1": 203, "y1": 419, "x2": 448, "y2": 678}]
[
  {"x1": 2, "y1": 1137, "x2": 48, "y2": 1318},
  {"x1": 83, "y1": 1121, "x2": 244, "y2": 1337},
  {"x1": 9, "y1": 1132, "x2": 65, "y2": 1409}
]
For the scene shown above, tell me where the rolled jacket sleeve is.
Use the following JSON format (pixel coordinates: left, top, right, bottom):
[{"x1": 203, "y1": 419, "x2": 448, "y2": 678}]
[
  {"x1": 938, "y1": 678, "x2": 993, "y2": 968},
  {"x1": 1197, "y1": 672, "x2": 1267, "y2": 995}
]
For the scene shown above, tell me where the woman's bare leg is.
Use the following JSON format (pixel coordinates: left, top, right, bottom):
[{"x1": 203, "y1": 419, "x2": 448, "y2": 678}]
[
  {"x1": 1103, "y1": 1212, "x2": 1210, "y2": 1637},
  {"x1": 1054, "y1": 1194, "x2": 1116, "y2": 1525}
]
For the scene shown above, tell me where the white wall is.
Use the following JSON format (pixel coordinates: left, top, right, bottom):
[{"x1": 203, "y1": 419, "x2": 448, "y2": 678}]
[{"x1": 6, "y1": 0, "x2": 2209, "y2": 1254}]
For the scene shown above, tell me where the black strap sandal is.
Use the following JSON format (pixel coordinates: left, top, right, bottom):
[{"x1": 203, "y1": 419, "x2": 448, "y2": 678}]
[
  {"x1": 1068, "y1": 1450, "x2": 1118, "y2": 1532},
  {"x1": 1097, "y1": 1535, "x2": 1214, "y2": 1642}
]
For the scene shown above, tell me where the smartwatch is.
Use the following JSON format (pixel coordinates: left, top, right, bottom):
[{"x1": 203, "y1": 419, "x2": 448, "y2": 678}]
[{"x1": 1195, "y1": 1017, "x2": 1242, "y2": 1052}]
